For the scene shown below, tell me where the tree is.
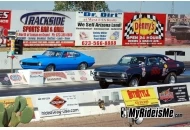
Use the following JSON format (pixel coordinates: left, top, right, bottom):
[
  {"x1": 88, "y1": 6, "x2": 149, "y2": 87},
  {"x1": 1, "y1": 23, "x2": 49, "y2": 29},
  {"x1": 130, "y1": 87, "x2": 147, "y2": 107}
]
[{"x1": 53, "y1": 1, "x2": 110, "y2": 12}]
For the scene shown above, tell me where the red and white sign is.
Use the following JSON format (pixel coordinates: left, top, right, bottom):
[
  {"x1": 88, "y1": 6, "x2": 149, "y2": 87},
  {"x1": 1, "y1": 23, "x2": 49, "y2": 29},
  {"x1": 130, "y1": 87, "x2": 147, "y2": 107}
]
[
  {"x1": 7, "y1": 73, "x2": 27, "y2": 85},
  {"x1": 0, "y1": 10, "x2": 11, "y2": 46},
  {"x1": 75, "y1": 11, "x2": 123, "y2": 46},
  {"x1": 44, "y1": 71, "x2": 69, "y2": 83},
  {"x1": 10, "y1": 10, "x2": 76, "y2": 47},
  {"x1": 36, "y1": 94, "x2": 80, "y2": 117},
  {"x1": 122, "y1": 12, "x2": 166, "y2": 46}
]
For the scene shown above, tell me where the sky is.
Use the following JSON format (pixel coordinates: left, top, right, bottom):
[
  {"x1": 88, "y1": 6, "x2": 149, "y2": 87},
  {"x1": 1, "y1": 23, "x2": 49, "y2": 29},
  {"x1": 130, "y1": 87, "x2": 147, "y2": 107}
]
[{"x1": 0, "y1": 1, "x2": 189, "y2": 14}]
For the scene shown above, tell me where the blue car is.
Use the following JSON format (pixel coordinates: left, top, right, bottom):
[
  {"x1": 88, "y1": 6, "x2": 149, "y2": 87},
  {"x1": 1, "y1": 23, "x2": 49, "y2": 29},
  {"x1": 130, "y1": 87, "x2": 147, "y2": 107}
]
[{"x1": 19, "y1": 48, "x2": 95, "y2": 71}]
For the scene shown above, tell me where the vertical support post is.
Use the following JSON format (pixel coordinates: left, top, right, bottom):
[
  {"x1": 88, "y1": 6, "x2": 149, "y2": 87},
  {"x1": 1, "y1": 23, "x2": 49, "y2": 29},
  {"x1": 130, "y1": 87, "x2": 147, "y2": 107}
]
[
  {"x1": 138, "y1": 1, "x2": 143, "y2": 48},
  {"x1": 174, "y1": 52, "x2": 177, "y2": 61},
  {"x1": 11, "y1": 56, "x2": 13, "y2": 73}
]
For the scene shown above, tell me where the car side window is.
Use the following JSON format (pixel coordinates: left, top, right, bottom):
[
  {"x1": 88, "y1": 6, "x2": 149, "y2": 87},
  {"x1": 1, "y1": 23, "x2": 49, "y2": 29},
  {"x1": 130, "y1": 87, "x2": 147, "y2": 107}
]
[
  {"x1": 147, "y1": 57, "x2": 159, "y2": 66},
  {"x1": 157, "y1": 57, "x2": 166, "y2": 65},
  {"x1": 63, "y1": 51, "x2": 79, "y2": 58}
]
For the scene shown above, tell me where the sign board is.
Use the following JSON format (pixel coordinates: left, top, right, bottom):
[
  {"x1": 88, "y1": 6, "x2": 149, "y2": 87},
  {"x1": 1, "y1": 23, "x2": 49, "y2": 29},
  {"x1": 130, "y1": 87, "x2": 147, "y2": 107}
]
[
  {"x1": 0, "y1": 10, "x2": 11, "y2": 47},
  {"x1": 123, "y1": 12, "x2": 166, "y2": 46},
  {"x1": 121, "y1": 87, "x2": 159, "y2": 107},
  {"x1": 36, "y1": 94, "x2": 80, "y2": 117},
  {"x1": 75, "y1": 11, "x2": 123, "y2": 46},
  {"x1": 157, "y1": 85, "x2": 189, "y2": 105},
  {"x1": 10, "y1": 10, "x2": 76, "y2": 47}
]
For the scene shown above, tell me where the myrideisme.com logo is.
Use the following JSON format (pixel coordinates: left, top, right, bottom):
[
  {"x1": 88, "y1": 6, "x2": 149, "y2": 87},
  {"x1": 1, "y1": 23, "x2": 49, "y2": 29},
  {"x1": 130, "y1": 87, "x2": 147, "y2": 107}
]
[
  {"x1": 121, "y1": 107, "x2": 183, "y2": 120},
  {"x1": 128, "y1": 107, "x2": 182, "y2": 119}
]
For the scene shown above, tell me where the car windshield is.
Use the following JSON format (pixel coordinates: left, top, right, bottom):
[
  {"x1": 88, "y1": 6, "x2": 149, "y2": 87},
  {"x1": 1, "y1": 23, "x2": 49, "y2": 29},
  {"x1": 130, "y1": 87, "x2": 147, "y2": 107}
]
[
  {"x1": 118, "y1": 56, "x2": 146, "y2": 65},
  {"x1": 42, "y1": 50, "x2": 62, "y2": 57}
]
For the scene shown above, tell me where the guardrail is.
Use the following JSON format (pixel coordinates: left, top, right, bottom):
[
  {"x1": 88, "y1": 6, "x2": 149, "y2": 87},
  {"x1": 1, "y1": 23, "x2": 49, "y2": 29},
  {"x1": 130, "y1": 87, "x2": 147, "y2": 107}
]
[{"x1": 0, "y1": 82, "x2": 189, "y2": 123}]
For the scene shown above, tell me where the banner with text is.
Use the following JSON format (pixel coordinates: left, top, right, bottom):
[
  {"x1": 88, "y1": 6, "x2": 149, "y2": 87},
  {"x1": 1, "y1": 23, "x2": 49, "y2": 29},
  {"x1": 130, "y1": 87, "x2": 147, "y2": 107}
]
[
  {"x1": 0, "y1": 10, "x2": 11, "y2": 47},
  {"x1": 165, "y1": 14, "x2": 190, "y2": 46},
  {"x1": 36, "y1": 94, "x2": 80, "y2": 118},
  {"x1": 75, "y1": 11, "x2": 123, "y2": 46},
  {"x1": 123, "y1": 12, "x2": 166, "y2": 46},
  {"x1": 10, "y1": 10, "x2": 76, "y2": 47}
]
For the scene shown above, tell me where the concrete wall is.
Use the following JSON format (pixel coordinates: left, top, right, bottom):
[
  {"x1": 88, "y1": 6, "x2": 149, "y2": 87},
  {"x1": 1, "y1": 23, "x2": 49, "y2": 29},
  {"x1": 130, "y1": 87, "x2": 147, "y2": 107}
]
[{"x1": 0, "y1": 48, "x2": 188, "y2": 70}]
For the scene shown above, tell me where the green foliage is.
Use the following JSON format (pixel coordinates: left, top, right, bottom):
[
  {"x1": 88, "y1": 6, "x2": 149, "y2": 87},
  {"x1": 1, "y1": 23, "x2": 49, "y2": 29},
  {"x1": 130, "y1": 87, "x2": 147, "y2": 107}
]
[
  {"x1": 0, "y1": 96, "x2": 34, "y2": 127},
  {"x1": 53, "y1": 1, "x2": 109, "y2": 12}
]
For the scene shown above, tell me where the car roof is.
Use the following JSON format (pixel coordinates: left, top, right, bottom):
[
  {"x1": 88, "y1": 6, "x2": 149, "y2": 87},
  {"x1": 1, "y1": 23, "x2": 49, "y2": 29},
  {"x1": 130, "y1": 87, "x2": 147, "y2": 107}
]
[
  {"x1": 46, "y1": 48, "x2": 80, "y2": 53},
  {"x1": 125, "y1": 53, "x2": 165, "y2": 57}
]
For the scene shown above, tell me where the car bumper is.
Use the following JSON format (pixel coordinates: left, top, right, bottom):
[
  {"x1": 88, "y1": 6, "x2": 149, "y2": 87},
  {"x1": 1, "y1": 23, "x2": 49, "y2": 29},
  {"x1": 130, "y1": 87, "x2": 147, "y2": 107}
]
[
  {"x1": 21, "y1": 65, "x2": 45, "y2": 70},
  {"x1": 93, "y1": 76, "x2": 128, "y2": 83}
]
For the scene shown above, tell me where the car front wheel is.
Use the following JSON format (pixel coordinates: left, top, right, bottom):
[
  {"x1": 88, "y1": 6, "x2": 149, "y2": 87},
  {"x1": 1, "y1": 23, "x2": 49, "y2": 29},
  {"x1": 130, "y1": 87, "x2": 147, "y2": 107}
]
[
  {"x1": 78, "y1": 62, "x2": 87, "y2": 70},
  {"x1": 164, "y1": 72, "x2": 177, "y2": 84},
  {"x1": 45, "y1": 65, "x2": 55, "y2": 71},
  {"x1": 99, "y1": 81, "x2": 109, "y2": 89},
  {"x1": 128, "y1": 77, "x2": 139, "y2": 87}
]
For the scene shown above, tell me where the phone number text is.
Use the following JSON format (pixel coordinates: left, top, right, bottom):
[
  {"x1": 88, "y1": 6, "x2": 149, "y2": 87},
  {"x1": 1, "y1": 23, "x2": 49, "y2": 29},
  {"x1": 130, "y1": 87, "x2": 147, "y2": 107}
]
[{"x1": 82, "y1": 41, "x2": 116, "y2": 46}]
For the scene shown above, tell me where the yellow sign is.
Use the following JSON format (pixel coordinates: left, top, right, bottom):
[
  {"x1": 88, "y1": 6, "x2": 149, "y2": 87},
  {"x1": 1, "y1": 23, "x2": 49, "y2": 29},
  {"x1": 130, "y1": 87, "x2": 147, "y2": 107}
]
[
  {"x1": 0, "y1": 97, "x2": 34, "y2": 108},
  {"x1": 133, "y1": 18, "x2": 157, "y2": 36},
  {"x1": 121, "y1": 87, "x2": 159, "y2": 107}
]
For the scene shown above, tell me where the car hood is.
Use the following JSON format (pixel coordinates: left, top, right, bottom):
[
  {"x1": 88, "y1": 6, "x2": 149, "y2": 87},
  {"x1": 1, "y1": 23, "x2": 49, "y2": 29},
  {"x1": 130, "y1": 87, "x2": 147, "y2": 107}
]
[
  {"x1": 21, "y1": 55, "x2": 49, "y2": 63},
  {"x1": 95, "y1": 64, "x2": 130, "y2": 72}
]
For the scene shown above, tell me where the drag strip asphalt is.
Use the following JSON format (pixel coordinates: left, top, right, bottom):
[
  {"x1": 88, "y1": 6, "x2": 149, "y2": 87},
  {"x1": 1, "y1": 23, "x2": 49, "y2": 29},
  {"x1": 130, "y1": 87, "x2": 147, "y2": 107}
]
[{"x1": 0, "y1": 74, "x2": 190, "y2": 97}]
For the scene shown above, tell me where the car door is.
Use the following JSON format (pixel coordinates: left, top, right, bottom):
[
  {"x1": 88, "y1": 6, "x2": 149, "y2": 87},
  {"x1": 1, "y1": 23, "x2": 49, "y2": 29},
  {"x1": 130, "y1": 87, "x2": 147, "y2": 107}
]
[
  {"x1": 145, "y1": 56, "x2": 163, "y2": 81},
  {"x1": 60, "y1": 51, "x2": 79, "y2": 70}
]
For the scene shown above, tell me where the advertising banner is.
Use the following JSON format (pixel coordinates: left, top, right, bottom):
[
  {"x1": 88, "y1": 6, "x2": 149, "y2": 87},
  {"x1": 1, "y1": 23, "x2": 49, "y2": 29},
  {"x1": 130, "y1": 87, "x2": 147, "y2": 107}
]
[
  {"x1": 121, "y1": 87, "x2": 159, "y2": 107},
  {"x1": 75, "y1": 11, "x2": 123, "y2": 46},
  {"x1": 165, "y1": 14, "x2": 190, "y2": 45},
  {"x1": 7, "y1": 73, "x2": 27, "y2": 85},
  {"x1": 157, "y1": 85, "x2": 189, "y2": 105},
  {"x1": 36, "y1": 94, "x2": 80, "y2": 117},
  {"x1": 10, "y1": 10, "x2": 76, "y2": 47},
  {"x1": 123, "y1": 12, "x2": 166, "y2": 46},
  {"x1": 0, "y1": 10, "x2": 11, "y2": 47}
]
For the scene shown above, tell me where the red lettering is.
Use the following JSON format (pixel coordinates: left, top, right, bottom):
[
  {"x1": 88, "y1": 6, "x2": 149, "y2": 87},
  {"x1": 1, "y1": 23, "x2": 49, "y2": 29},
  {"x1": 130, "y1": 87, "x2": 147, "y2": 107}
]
[
  {"x1": 41, "y1": 26, "x2": 49, "y2": 32},
  {"x1": 44, "y1": 72, "x2": 67, "y2": 79},
  {"x1": 23, "y1": 26, "x2": 40, "y2": 32},
  {"x1": 54, "y1": 27, "x2": 64, "y2": 32},
  {"x1": 127, "y1": 89, "x2": 150, "y2": 99}
]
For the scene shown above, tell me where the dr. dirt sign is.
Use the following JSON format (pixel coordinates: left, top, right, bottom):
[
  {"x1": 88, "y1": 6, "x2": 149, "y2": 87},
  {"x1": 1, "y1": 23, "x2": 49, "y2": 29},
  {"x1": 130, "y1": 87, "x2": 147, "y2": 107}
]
[{"x1": 123, "y1": 12, "x2": 166, "y2": 46}]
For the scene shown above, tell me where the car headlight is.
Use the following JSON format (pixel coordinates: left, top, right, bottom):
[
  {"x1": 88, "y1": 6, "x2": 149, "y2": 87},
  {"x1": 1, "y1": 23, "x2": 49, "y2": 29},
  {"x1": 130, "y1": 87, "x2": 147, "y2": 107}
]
[
  {"x1": 94, "y1": 71, "x2": 99, "y2": 76},
  {"x1": 170, "y1": 28, "x2": 175, "y2": 32},
  {"x1": 19, "y1": 61, "x2": 23, "y2": 65},
  {"x1": 121, "y1": 73, "x2": 127, "y2": 78},
  {"x1": 38, "y1": 62, "x2": 42, "y2": 66}
]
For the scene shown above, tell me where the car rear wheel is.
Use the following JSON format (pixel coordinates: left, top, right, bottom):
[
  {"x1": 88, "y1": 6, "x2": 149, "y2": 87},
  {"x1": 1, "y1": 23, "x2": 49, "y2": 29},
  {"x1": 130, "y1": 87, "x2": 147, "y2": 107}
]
[
  {"x1": 164, "y1": 72, "x2": 177, "y2": 84},
  {"x1": 45, "y1": 65, "x2": 55, "y2": 71},
  {"x1": 78, "y1": 62, "x2": 87, "y2": 70},
  {"x1": 99, "y1": 81, "x2": 109, "y2": 89},
  {"x1": 128, "y1": 77, "x2": 139, "y2": 87}
]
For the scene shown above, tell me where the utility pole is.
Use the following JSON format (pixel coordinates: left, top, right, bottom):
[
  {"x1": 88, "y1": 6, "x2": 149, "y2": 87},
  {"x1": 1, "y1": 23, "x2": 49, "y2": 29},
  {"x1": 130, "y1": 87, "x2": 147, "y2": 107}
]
[{"x1": 171, "y1": 1, "x2": 174, "y2": 14}]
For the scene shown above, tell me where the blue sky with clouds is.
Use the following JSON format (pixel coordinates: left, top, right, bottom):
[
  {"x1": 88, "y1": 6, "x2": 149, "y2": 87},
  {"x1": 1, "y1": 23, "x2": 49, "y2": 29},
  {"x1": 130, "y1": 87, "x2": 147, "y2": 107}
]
[{"x1": 0, "y1": 1, "x2": 189, "y2": 14}]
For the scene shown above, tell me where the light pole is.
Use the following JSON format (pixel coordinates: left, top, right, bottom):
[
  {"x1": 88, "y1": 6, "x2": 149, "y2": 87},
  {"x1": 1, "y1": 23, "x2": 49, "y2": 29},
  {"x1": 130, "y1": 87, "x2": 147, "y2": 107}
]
[{"x1": 138, "y1": 1, "x2": 143, "y2": 48}]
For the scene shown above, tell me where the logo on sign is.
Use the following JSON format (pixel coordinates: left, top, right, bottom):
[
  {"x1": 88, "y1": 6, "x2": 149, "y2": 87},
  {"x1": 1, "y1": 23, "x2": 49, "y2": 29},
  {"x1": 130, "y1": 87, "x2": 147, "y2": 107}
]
[
  {"x1": 80, "y1": 76, "x2": 87, "y2": 81},
  {"x1": 49, "y1": 96, "x2": 67, "y2": 109},
  {"x1": 10, "y1": 75, "x2": 22, "y2": 81},
  {"x1": 127, "y1": 89, "x2": 150, "y2": 99},
  {"x1": 80, "y1": 12, "x2": 122, "y2": 18},
  {"x1": 0, "y1": 11, "x2": 9, "y2": 19},
  {"x1": 20, "y1": 12, "x2": 71, "y2": 25},
  {"x1": 133, "y1": 18, "x2": 156, "y2": 35},
  {"x1": 159, "y1": 88, "x2": 174, "y2": 102}
]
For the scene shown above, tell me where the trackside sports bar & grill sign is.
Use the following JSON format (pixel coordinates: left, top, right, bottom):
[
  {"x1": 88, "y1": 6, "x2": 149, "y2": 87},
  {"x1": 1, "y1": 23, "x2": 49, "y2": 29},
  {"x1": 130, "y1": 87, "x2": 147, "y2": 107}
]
[
  {"x1": 75, "y1": 11, "x2": 123, "y2": 46},
  {"x1": 10, "y1": 10, "x2": 76, "y2": 47},
  {"x1": 123, "y1": 12, "x2": 166, "y2": 46}
]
